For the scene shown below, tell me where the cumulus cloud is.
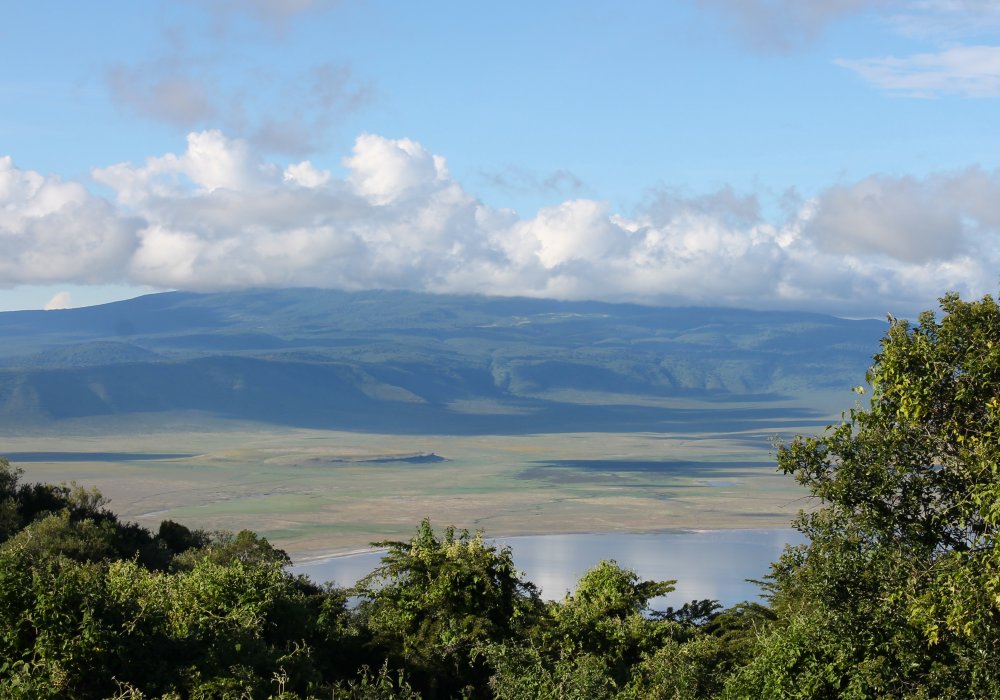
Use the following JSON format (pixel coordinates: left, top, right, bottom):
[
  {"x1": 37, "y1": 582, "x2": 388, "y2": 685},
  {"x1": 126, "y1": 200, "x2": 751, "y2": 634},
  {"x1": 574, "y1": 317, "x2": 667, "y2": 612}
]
[
  {"x1": 0, "y1": 157, "x2": 139, "y2": 287},
  {"x1": 803, "y1": 168, "x2": 1000, "y2": 260},
  {"x1": 93, "y1": 130, "x2": 273, "y2": 204},
  {"x1": 805, "y1": 176, "x2": 963, "y2": 261},
  {"x1": 345, "y1": 134, "x2": 451, "y2": 205},
  {"x1": 508, "y1": 200, "x2": 630, "y2": 269},
  {"x1": 283, "y1": 160, "x2": 331, "y2": 188},
  {"x1": 4, "y1": 131, "x2": 999, "y2": 317}
]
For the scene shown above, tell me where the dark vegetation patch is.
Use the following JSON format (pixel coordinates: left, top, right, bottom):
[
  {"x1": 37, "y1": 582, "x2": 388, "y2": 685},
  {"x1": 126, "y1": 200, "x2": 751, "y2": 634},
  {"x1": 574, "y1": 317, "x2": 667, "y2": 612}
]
[
  {"x1": 514, "y1": 466, "x2": 704, "y2": 486},
  {"x1": 304, "y1": 452, "x2": 446, "y2": 465},
  {"x1": 538, "y1": 459, "x2": 767, "y2": 473},
  {"x1": 515, "y1": 459, "x2": 765, "y2": 485}
]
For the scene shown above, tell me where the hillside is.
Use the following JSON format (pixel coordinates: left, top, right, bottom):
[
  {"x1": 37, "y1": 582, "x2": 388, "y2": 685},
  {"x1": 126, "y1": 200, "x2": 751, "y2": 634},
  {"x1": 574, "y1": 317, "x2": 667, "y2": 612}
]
[{"x1": 0, "y1": 289, "x2": 884, "y2": 433}]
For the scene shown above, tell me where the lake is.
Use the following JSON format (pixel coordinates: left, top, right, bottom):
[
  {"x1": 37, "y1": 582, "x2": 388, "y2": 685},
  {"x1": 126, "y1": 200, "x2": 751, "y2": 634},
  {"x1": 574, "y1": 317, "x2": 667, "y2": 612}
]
[{"x1": 290, "y1": 528, "x2": 806, "y2": 609}]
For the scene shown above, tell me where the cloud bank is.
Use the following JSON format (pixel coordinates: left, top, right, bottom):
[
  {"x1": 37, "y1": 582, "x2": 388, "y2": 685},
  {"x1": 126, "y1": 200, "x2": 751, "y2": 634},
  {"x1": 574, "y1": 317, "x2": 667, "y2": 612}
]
[{"x1": 3, "y1": 132, "x2": 997, "y2": 317}]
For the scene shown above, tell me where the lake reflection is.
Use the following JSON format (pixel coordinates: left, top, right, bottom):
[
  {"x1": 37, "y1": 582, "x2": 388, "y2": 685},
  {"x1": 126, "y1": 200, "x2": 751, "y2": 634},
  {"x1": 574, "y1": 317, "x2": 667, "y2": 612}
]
[{"x1": 291, "y1": 529, "x2": 805, "y2": 609}]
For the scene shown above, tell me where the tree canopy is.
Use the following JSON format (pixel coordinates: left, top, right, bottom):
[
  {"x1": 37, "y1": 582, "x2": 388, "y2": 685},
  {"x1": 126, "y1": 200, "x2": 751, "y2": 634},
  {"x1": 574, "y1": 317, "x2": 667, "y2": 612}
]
[{"x1": 732, "y1": 292, "x2": 1000, "y2": 697}]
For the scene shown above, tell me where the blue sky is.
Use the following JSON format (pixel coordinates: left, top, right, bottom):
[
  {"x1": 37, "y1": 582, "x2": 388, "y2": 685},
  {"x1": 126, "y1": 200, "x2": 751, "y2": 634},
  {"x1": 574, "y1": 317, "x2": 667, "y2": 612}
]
[{"x1": 3, "y1": 0, "x2": 1000, "y2": 316}]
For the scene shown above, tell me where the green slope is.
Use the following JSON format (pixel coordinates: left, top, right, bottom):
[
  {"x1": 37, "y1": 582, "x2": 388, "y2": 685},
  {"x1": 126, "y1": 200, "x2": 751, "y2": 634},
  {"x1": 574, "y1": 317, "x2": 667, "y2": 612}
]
[{"x1": 0, "y1": 289, "x2": 884, "y2": 433}]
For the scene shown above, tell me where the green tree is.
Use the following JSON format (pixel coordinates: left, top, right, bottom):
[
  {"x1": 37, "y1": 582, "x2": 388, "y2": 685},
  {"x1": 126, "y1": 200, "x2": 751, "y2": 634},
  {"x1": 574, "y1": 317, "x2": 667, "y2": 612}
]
[
  {"x1": 3, "y1": 509, "x2": 119, "y2": 563},
  {"x1": 329, "y1": 661, "x2": 421, "y2": 699},
  {"x1": 729, "y1": 293, "x2": 1000, "y2": 697},
  {"x1": 170, "y1": 528, "x2": 290, "y2": 571},
  {"x1": 0, "y1": 458, "x2": 24, "y2": 542},
  {"x1": 355, "y1": 519, "x2": 541, "y2": 698},
  {"x1": 111, "y1": 556, "x2": 322, "y2": 697},
  {"x1": 548, "y1": 560, "x2": 676, "y2": 667},
  {"x1": 156, "y1": 519, "x2": 210, "y2": 557},
  {"x1": 0, "y1": 460, "x2": 167, "y2": 568},
  {"x1": 484, "y1": 560, "x2": 683, "y2": 699}
]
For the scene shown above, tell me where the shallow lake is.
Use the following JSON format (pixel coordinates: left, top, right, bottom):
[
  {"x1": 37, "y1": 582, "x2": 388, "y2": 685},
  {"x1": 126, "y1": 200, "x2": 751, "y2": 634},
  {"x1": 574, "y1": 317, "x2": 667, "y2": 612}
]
[{"x1": 290, "y1": 528, "x2": 806, "y2": 609}]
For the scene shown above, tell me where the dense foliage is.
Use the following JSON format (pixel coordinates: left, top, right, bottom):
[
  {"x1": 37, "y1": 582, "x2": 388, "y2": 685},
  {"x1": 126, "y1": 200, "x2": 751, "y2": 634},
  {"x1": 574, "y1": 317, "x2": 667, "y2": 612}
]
[
  {"x1": 730, "y1": 293, "x2": 1000, "y2": 698},
  {"x1": 1, "y1": 292, "x2": 996, "y2": 698},
  {"x1": 0, "y1": 458, "x2": 732, "y2": 699}
]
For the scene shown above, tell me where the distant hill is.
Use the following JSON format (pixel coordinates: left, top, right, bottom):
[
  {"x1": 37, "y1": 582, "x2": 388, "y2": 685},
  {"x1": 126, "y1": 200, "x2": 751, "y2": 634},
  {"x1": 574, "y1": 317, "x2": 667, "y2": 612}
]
[{"x1": 0, "y1": 289, "x2": 885, "y2": 434}]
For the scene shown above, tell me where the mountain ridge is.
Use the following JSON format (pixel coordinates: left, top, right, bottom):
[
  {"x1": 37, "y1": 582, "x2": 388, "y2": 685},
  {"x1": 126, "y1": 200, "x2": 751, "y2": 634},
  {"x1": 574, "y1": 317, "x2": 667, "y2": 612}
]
[{"x1": 0, "y1": 288, "x2": 885, "y2": 434}]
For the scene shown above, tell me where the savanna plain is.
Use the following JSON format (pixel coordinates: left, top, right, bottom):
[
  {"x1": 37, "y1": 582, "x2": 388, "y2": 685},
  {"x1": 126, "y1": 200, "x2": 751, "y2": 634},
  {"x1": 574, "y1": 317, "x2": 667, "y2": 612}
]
[{"x1": 3, "y1": 403, "x2": 831, "y2": 560}]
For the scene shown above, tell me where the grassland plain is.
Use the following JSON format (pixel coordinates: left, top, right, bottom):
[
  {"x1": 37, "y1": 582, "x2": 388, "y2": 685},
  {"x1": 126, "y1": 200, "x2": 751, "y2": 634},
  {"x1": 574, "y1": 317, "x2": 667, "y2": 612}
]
[{"x1": 0, "y1": 390, "x2": 846, "y2": 560}]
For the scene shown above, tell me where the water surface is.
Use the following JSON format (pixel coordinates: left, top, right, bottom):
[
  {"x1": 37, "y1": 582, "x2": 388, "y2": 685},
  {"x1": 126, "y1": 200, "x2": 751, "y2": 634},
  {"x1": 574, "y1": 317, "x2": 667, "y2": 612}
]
[{"x1": 291, "y1": 528, "x2": 805, "y2": 609}]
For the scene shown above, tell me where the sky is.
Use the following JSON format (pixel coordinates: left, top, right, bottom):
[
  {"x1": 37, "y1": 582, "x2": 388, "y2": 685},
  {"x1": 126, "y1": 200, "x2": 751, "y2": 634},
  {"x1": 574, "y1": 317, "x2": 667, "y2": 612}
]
[{"x1": 2, "y1": 1, "x2": 1000, "y2": 318}]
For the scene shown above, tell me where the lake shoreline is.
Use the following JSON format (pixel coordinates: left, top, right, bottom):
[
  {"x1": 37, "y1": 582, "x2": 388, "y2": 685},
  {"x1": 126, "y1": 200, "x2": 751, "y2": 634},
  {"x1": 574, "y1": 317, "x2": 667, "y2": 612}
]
[
  {"x1": 289, "y1": 528, "x2": 804, "y2": 607},
  {"x1": 287, "y1": 525, "x2": 785, "y2": 565}
]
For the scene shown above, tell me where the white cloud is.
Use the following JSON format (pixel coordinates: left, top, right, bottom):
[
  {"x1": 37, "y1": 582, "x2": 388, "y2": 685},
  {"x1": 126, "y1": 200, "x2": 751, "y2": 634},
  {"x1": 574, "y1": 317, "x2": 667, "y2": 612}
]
[
  {"x1": 803, "y1": 168, "x2": 1000, "y2": 260},
  {"x1": 838, "y1": 44, "x2": 1000, "y2": 96},
  {"x1": 5, "y1": 131, "x2": 1000, "y2": 317},
  {"x1": 510, "y1": 199, "x2": 629, "y2": 269},
  {"x1": 44, "y1": 292, "x2": 73, "y2": 310},
  {"x1": 93, "y1": 130, "x2": 273, "y2": 205},
  {"x1": 345, "y1": 134, "x2": 450, "y2": 205},
  {"x1": 283, "y1": 160, "x2": 331, "y2": 188},
  {"x1": 0, "y1": 157, "x2": 138, "y2": 287},
  {"x1": 804, "y1": 175, "x2": 963, "y2": 260}
]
